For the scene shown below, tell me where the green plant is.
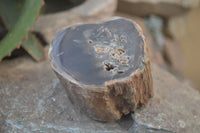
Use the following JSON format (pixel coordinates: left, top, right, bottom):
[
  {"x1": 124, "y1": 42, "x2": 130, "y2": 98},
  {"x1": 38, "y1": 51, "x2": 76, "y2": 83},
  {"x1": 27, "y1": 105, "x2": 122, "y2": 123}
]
[{"x1": 0, "y1": 0, "x2": 45, "y2": 61}]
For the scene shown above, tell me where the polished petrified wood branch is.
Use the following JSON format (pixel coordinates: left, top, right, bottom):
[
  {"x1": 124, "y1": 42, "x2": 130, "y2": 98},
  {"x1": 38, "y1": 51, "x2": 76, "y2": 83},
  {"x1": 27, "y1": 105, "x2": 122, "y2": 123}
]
[{"x1": 49, "y1": 17, "x2": 153, "y2": 121}]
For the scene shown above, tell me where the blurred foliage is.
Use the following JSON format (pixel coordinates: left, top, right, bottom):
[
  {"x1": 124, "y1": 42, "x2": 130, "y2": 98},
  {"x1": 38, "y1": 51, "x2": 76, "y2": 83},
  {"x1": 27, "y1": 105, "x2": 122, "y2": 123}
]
[{"x1": 0, "y1": 0, "x2": 45, "y2": 61}]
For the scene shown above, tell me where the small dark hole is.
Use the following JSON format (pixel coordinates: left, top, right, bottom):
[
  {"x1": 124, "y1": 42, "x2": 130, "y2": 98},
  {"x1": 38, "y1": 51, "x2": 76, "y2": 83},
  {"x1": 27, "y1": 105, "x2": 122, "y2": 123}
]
[
  {"x1": 88, "y1": 40, "x2": 93, "y2": 44},
  {"x1": 120, "y1": 35, "x2": 127, "y2": 42},
  {"x1": 117, "y1": 70, "x2": 124, "y2": 74},
  {"x1": 104, "y1": 63, "x2": 115, "y2": 71}
]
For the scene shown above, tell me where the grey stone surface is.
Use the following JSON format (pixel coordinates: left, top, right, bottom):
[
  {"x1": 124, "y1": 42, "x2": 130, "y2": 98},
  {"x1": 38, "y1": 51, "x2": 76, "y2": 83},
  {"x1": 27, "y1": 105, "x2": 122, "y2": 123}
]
[
  {"x1": 0, "y1": 55, "x2": 200, "y2": 132},
  {"x1": 134, "y1": 65, "x2": 200, "y2": 133},
  {"x1": 0, "y1": 57, "x2": 128, "y2": 133}
]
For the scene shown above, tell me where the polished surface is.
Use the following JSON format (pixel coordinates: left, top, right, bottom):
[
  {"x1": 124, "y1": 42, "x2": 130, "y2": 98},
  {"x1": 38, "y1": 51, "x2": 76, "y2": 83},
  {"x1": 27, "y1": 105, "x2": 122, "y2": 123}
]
[{"x1": 52, "y1": 18, "x2": 144, "y2": 85}]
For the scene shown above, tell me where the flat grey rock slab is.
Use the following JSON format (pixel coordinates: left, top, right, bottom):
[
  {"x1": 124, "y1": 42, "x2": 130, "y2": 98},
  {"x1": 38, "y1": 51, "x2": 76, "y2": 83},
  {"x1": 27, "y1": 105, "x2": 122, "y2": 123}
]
[
  {"x1": 0, "y1": 56, "x2": 200, "y2": 132},
  {"x1": 0, "y1": 57, "x2": 128, "y2": 133},
  {"x1": 134, "y1": 65, "x2": 200, "y2": 133}
]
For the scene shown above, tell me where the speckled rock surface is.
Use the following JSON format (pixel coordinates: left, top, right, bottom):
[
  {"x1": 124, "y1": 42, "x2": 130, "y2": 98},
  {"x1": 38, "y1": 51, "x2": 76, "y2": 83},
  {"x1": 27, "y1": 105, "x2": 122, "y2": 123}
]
[
  {"x1": 0, "y1": 57, "x2": 128, "y2": 133},
  {"x1": 0, "y1": 56, "x2": 200, "y2": 132},
  {"x1": 134, "y1": 64, "x2": 200, "y2": 133}
]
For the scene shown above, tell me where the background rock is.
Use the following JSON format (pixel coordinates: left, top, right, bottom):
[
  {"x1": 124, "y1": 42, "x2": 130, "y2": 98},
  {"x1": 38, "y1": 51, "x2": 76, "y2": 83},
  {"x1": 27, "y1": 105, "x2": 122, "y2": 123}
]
[
  {"x1": 34, "y1": 0, "x2": 117, "y2": 44},
  {"x1": 0, "y1": 57, "x2": 128, "y2": 133},
  {"x1": 163, "y1": 38, "x2": 184, "y2": 72},
  {"x1": 165, "y1": 14, "x2": 187, "y2": 40},
  {"x1": 118, "y1": 0, "x2": 200, "y2": 18},
  {"x1": 165, "y1": 6, "x2": 200, "y2": 90}
]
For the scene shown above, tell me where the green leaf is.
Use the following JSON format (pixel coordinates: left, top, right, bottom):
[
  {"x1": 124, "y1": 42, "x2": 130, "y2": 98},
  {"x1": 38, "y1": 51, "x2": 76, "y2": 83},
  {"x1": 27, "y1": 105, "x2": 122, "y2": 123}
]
[
  {"x1": 22, "y1": 33, "x2": 46, "y2": 61},
  {"x1": 0, "y1": 0, "x2": 24, "y2": 29},
  {"x1": 0, "y1": 0, "x2": 43, "y2": 60}
]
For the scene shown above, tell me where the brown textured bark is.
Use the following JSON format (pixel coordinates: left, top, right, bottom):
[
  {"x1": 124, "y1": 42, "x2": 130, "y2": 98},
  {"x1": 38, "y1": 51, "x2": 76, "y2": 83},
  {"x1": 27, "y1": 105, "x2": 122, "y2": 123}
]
[
  {"x1": 49, "y1": 18, "x2": 153, "y2": 121},
  {"x1": 104, "y1": 45, "x2": 153, "y2": 120}
]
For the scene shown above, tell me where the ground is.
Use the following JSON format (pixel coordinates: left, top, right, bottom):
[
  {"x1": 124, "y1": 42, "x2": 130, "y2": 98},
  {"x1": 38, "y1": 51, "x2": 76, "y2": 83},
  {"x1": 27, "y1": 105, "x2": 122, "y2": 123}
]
[{"x1": 0, "y1": 55, "x2": 199, "y2": 133}]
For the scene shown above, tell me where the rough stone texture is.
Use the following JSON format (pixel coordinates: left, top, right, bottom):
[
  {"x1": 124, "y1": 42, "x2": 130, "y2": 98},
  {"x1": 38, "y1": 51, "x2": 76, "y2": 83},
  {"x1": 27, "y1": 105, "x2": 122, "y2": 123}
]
[
  {"x1": 0, "y1": 57, "x2": 128, "y2": 133},
  {"x1": 117, "y1": 0, "x2": 200, "y2": 18},
  {"x1": 134, "y1": 64, "x2": 200, "y2": 133},
  {"x1": 34, "y1": 0, "x2": 117, "y2": 44},
  {"x1": 49, "y1": 18, "x2": 153, "y2": 121},
  {"x1": 0, "y1": 56, "x2": 200, "y2": 132}
]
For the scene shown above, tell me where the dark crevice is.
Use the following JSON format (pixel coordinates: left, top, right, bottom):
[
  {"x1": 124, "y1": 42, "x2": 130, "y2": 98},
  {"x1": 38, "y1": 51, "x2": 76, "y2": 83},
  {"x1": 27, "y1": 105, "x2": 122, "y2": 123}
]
[
  {"x1": 2, "y1": 32, "x2": 46, "y2": 61},
  {"x1": 32, "y1": 32, "x2": 48, "y2": 46},
  {"x1": 162, "y1": 48, "x2": 172, "y2": 66},
  {"x1": 88, "y1": 40, "x2": 93, "y2": 44},
  {"x1": 2, "y1": 48, "x2": 28, "y2": 61},
  {"x1": 117, "y1": 113, "x2": 134, "y2": 130},
  {"x1": 104, "y1": 62, "x2": 116, "y2": 71},
  {"x1": 117, "y1": 70, "x2": 124, "y2": 74}
]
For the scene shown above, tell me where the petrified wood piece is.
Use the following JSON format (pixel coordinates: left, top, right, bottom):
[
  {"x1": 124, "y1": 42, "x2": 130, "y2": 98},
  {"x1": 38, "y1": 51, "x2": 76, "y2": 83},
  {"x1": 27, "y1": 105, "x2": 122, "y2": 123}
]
[{"x1": 49, "y1": 17, "x2": 153, "y2": 121}]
